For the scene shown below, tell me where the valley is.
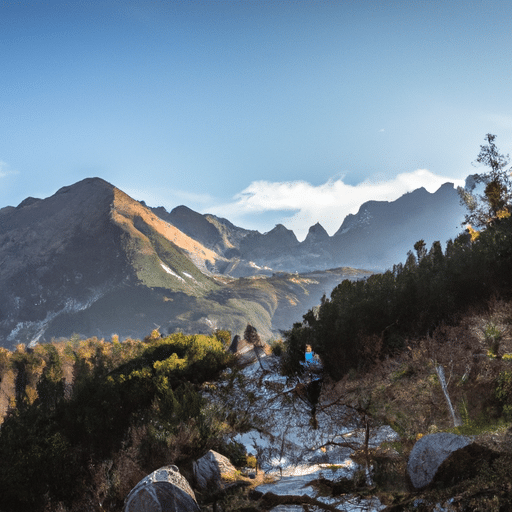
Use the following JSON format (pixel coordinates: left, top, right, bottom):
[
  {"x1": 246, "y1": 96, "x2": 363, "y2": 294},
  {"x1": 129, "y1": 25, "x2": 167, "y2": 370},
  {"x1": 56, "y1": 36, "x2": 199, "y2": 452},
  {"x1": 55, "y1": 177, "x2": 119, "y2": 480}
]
[{"x1": 0, "y1": 177, "x2": 463, "y2": 349}]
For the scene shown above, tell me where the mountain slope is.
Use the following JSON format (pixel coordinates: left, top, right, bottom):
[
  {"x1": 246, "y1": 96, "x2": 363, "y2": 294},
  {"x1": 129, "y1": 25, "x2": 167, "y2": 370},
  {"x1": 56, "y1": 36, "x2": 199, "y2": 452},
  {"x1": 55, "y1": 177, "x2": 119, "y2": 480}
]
[
  {"x1": 0, "y1": 178, "x2": 225, "y2": 345},
  {"x1": 0, "y1": 178, "x2": 369, "y2": 348},
  {"x1": 0, "y1": 178, "x2": 129, "y2": 344},
  {"x1": 330, "y1": 182, "x2": 465, "y2": 268}
]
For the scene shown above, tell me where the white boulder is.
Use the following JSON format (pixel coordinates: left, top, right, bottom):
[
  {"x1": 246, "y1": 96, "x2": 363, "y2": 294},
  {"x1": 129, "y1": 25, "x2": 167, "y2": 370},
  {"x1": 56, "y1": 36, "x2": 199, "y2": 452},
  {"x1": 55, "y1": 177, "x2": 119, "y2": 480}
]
[
  {"x1": 407, "y1": 433, "x2": 472, "y2": 489},
  {"x1": 123, "y1": 465, "x2": 200, "y2": 512},
  {"x1": 193, "y1": 450, "x2": 238, "y2": 491}
]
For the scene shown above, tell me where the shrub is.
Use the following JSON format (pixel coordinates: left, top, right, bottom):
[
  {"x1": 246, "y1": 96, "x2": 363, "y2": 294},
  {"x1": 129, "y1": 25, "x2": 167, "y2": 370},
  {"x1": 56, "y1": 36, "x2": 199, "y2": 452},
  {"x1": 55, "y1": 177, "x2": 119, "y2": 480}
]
[
  {"x1": 0, "y1": 331, "x2": 236, "y2": 511},
  {"x1": 484, "y1": 321, "x2": 504, "y2": 356},
  {"x1": 495, "y1": 371, "x2": 512, "y2": 419},
  {"x1": 269, "y1": 339, "x2": 284, "y2": 356},
  {"x1": 218, "y1": 440, "x2": 247, "y2": 468}
]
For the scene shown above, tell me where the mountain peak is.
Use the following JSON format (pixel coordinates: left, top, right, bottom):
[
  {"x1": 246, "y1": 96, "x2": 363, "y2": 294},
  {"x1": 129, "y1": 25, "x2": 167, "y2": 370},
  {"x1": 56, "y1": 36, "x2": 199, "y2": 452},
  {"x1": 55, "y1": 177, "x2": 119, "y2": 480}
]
[
  {"x1": 54, "y1": 177, "x2": 114, "y2": 195},
  {"x1": 16, "y1": 196, "x2": 41, "y2": 209},
  {"x1": 304, "y1": 222, "x2": 329, "y2": 244},
  {"x1": 268, "y1": 223, "x2": 293, "y2": 233},
  {"x1": 266, "y1": 224, "x2": 299, "y2": 243}
]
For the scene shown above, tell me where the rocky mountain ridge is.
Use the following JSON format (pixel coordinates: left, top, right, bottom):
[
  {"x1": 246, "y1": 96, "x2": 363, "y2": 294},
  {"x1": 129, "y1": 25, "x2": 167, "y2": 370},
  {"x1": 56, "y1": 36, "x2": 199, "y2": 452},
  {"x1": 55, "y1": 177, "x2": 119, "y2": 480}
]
[
  {"x1": 0, "y1": 176, "x2": 466, "y2": 348},
  {"x1": 0, "y1": 178, "x2": 371, "y2": 348},
  {"x1": 151, "y1": 182, "x2": 465, "y2": 274}
]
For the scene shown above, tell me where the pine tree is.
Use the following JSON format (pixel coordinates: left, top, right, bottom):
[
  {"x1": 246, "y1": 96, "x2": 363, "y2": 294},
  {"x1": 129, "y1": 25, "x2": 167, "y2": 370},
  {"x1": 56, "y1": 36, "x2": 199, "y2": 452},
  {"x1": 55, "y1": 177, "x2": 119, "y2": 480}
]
[{"x1": 458, "y1": 134, "x2": 512, "y2": 228}]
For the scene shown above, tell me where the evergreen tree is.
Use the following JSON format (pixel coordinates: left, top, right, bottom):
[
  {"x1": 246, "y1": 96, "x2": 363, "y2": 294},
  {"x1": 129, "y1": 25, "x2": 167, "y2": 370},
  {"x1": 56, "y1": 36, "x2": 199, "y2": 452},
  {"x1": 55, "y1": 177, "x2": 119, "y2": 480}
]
[{"x1": 458, "y1": 133, "x2": 512, "y2": 228}]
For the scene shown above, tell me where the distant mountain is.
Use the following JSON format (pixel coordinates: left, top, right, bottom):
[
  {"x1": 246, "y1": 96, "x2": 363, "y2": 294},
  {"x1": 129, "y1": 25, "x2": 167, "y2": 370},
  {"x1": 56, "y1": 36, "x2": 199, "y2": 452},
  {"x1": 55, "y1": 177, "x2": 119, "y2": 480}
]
[
  {"x1": 329, "y1": 182, "x2": 465, "y2": 269},
  {"x1": 154, "y1": 182, "x2": 465, "y2": 273},
  {"x1": 303, "y1": 222, "x2": 330, "y2": 245},
  {"x1": 0, "y1": 178, "x2": 370, "y2": 348}
]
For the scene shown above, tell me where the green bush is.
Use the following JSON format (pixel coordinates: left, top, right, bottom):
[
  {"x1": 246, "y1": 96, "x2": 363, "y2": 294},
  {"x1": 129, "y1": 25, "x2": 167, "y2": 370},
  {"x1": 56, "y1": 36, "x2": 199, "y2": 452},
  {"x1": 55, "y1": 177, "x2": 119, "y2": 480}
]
[
  {"x1": 495, "y1": 370, "x2": 512, "y2": 420},
  {"x1": 218, "y1": 440, "x2": 247, "y2": 468},
  {"x1": 269, "y1": 339, "x2": 284, "y2": 356},
  {"x1": 484, "y1": 321, "x2": 503, "y2": 356}
]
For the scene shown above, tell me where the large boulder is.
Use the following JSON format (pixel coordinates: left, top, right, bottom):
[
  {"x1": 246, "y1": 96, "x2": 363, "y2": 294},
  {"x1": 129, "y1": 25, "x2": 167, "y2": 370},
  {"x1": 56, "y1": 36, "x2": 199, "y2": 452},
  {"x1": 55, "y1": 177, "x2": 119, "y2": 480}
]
[
  {"x1": 407, "y1": 433, "x2": 472, "y2": 489},
  {"x1": 123, "y1": 465, "x2": 200, "y2": 512},
  {"x1": 193, "y1": 450, "x2": 238, "y2": 491},
  {"x1": 228, "y1": 335, "x2": 269, "y2": 365}
]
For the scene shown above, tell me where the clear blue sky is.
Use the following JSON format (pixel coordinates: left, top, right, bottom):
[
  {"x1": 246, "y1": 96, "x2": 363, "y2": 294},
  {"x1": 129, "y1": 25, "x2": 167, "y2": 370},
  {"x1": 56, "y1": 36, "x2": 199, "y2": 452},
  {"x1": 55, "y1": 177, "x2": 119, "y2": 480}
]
[{"x1": 1, "y1": 0, "x2": 512, "y2": 239}]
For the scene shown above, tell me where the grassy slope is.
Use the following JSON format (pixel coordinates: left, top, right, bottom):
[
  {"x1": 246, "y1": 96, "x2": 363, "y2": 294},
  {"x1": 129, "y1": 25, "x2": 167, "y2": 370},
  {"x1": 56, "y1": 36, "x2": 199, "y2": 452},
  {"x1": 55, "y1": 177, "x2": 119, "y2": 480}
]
[
  {"x1": 107, "y1": 188, "x2": 371, "y2": 341},
  {"x1": 111, "y1": 187, "x2": 220, "y2": 295},
  {"x1": 331, "y1": 299, "x2": 512, "y2": 510}
]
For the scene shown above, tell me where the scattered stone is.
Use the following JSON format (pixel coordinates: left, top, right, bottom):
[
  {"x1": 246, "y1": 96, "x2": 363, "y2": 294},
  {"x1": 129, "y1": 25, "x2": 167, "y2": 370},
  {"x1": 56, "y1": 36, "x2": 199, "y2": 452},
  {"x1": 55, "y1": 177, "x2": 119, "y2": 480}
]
[
  {"x1": 193, "y1": 450, "x2": 238, "y2": 491},
  {"x1": 228, "y1": 334, "x2": 269, "y2": 365},
  {"x1": 407, "y1": 433, "x2": 472, "y2": 489},
  {"x1": 123, "y1": 465, "x2": 200, "y2": 512}
]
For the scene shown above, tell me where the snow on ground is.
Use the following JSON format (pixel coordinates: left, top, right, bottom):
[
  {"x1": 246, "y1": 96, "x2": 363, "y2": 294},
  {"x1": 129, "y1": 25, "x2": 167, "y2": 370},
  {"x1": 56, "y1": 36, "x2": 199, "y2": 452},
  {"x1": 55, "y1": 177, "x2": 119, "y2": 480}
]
[
  {"x1": 225, "y1": 356, "x2": 394, "y2": 511},
  {"x1": 160, "y1": 263, "x2": 185, "y2": 281}
]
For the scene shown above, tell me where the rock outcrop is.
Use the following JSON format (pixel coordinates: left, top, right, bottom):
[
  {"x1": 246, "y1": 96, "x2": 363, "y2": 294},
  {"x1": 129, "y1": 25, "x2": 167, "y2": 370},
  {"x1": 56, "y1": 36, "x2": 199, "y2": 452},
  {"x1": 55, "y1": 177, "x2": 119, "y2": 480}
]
[
  {"x1": 123, "y1": 465, "x2": 200, "y2": 512},
  {"x1": 193, "y1": 450, "x2": 238, "y2": 492},
  {"x1": 407, "y1": 433, "x2": 472, "y2": 489},
  {"x1": 228, "y1": 334, "x2": 270, "y2": 365}
]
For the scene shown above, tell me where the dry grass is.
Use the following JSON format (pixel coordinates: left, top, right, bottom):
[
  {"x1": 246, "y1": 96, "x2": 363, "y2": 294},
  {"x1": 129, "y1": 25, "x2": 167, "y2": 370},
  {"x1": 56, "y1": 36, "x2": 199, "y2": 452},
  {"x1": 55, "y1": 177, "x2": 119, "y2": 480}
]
[
  {"x1": 320, "y1": 300, "x2": 512, "y2": 456},
  {"x1": 112, "y1": 187, "x2": 222, "y2": 268},
  {"x1": 308, "y1": 300, "x2": 512, "y2": 509}
]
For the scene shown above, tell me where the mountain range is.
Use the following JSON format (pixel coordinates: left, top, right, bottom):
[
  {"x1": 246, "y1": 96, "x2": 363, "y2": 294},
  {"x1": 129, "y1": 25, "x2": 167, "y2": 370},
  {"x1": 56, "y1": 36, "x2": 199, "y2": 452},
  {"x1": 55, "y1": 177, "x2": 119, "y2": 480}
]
[
  {"x1": 0, "y1": 177, "x2": 465, "y2": 348},
  {"x1": 147, "y1": 181, "x2": 465, "y2": 274}
]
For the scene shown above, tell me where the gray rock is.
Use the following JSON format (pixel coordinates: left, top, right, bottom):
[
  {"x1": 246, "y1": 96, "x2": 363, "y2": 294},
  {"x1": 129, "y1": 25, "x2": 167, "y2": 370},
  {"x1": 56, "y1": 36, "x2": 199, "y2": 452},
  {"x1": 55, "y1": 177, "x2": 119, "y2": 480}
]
[
  {"x1": 123, "y1": 465, "x2": 200, "y2": 512},
  {"x1": 407, "y1": 433, "x2": 472, "y2": 489},
  {"x1": 193, "y1": 450, "x2": 237, "y2": 491}
]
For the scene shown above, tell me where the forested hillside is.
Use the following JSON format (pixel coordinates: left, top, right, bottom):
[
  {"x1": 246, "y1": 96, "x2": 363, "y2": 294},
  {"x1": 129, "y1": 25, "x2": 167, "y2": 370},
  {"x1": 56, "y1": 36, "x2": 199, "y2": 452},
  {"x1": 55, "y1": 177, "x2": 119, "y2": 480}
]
[
  {"x1": 0, "y1": 331, "x2": 241, "y2": 511},
  {"x1": 283, "y1": 215, "x2": 512, "y2": 379}
]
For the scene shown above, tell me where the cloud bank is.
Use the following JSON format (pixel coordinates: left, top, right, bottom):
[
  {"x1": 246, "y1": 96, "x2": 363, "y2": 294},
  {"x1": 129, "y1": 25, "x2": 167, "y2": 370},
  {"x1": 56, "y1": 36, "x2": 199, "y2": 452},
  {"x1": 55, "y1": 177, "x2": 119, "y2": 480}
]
[{"x1": 208, "y1": 170, "x2": 465, "y2": 241}]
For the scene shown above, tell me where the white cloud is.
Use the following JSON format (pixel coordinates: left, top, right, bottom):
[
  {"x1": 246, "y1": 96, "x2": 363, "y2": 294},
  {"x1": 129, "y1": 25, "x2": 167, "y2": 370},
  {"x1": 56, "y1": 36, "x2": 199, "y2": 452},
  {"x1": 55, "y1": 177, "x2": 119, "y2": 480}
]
[
  {"x1": 208, "y1": 170, "x2": 465, "y2": 241},
  {"x1": 0, "y1": 161, "x2": 17, "y2": 178}
]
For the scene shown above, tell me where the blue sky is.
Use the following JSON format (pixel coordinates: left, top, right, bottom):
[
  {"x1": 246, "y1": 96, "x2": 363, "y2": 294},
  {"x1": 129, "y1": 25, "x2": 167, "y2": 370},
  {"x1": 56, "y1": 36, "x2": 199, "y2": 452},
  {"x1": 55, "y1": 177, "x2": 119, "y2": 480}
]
[{"x1": 1, "y1": 0, "x2": 512, "y2": 239}]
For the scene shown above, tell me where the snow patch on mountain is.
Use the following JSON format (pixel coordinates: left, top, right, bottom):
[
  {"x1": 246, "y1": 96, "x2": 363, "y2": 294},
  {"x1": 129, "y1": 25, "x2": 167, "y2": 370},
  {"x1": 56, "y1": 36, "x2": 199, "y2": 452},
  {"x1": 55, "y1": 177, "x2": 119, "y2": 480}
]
[
  {"x1": 160, "y1": 263, "x2": 185, "y2": 281},
  {"x1": 7, "y1": 288, "x2": 108, "y2": 346}
]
